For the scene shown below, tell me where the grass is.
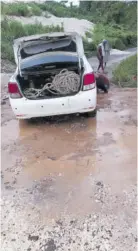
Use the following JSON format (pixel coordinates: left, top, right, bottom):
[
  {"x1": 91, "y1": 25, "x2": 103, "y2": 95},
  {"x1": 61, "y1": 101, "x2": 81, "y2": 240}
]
[
  {"x1": 1, "y1": 2, "x2": 42, "y2": 16},
  {"x1": 112, "y1": 55, "x2": 137, "y2": 87},
  {"x1": 1, "y1": 18, "x2": 64, "y2": 62}
]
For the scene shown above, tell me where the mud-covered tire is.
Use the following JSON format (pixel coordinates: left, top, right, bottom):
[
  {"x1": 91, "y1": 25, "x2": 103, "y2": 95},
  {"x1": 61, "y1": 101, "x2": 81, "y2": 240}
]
[{"x1": 84, "y1": 109, "x2": 97, "y2": 118}]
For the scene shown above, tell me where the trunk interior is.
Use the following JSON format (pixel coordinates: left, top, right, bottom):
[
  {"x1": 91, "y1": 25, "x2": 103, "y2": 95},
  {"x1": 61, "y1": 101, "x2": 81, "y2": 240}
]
[{"x1": 17, "y1": 52, "x2": 83, "y2": 100}]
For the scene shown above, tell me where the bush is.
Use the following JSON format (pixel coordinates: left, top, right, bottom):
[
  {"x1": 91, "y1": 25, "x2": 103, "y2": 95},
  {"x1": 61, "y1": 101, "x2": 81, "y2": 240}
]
[
  {"x1": 1, "y1": 2, "x2": 43, "y2": 17},
  {"x1": 1, "y1": 18, "x2": 64, "y2": 62},
  {"x1": 83, "y1": 38, "x2": 96, "y2": 52},
  {"x1": 113, "y1": 38, "x2": 126, "y2": 50},
  {"x1": 126, "y1": 34, "x2": 137, "y2": 47},
  {"x1": 1, "y1": 1, "x2": 87, "y2": 20},
  {"x1": 37, "y1": 2, "x2": 82, "y2": 18},
  {"x1": 28, "y1": 3, "x2": 42, "y2": 16},
  {"x1": 1, "y1": 2, "x2": 31, "y2": 16},
  {"x1": 85, "y1": 31, "x2": 92, "y2": 39},
  {"x1": 112, "y1": 54, "x2": 137, "y2": 87},
  {"x1": 1, "y1": 42, "x2": 15, "y2": 62},
  {"x1": 92, "y1": 23, "x2": 136, "y2": 50}
]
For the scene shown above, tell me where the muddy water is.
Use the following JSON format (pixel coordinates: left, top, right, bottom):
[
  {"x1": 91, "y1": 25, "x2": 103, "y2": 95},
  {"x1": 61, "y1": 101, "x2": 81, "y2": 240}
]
[{"x1": 1, "y1": 88, "x2": 137, "y2": 220}]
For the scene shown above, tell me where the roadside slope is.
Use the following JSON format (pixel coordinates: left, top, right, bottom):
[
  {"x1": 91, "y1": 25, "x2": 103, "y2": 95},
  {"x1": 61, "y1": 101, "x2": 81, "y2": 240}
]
[{"x1": 1, "y1": 14, "x2": 94, "y2": 37}]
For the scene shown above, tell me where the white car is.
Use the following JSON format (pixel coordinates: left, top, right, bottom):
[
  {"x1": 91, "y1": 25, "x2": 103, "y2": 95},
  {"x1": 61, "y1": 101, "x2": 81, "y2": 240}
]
[{"x1": 8, "y1": 32, "x2": 97, "y2": 119}]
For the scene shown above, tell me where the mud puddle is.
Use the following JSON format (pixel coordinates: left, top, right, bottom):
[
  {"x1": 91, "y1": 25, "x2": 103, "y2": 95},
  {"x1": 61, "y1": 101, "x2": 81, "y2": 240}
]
[
  {"x1": 1, "y1": 88, "x2": 137, "y2": 218},
  {"x1": 1, "y1": 86, "x2": 137, "y2": 251}
]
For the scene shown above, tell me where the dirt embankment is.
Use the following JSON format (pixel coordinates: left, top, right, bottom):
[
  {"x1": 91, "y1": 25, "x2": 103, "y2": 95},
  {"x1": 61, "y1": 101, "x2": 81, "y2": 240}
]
[{"x1": 1, "y1": 13, "x2": 94, "y2": 37}]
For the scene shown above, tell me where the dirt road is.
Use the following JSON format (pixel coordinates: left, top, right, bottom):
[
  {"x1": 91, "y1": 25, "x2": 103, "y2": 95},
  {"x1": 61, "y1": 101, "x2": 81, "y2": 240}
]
[
  {"x1": 1, "y1": 53, "x2": 137, "y2": 251},
  {"x1": 88, "y1": 47, "x2": 137, "y2": 79}
]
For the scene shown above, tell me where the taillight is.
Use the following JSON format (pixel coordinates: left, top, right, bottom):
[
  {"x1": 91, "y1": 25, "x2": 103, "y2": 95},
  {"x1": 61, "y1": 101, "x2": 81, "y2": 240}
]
[
  {"x1": 83, "y1": 73, "x2": 95, "y2": 91},
  {"x1": 8, "y1": 82, "x2": 22, "y2": 98}
]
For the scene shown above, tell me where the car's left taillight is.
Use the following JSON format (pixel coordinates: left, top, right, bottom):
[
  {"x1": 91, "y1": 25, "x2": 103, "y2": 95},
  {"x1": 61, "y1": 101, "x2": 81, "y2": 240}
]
[
  {"x1": 8, "y1": 82, "x2": 23, "y2": 99},
  {"x1": 83, "y1": 73, "x2": 96, "y2": 91}
]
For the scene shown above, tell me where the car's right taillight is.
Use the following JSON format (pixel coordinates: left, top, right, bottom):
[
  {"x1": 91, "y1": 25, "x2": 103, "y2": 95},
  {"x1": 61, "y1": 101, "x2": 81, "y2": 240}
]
[
  {"x1": 8, "y1": 82, "x2": 23, "y2": 98},
  {"x1": 83, "y1": 73, "x2": 96, "y2": 91}
]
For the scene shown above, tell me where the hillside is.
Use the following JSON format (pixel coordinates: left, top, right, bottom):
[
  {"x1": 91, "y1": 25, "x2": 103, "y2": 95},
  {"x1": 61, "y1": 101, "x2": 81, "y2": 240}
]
[
  {"x1": 1, "y1": 1, "x2": 137, "y2": 62},
  {"x1": 2, "y1": 1, "x2": 137, "y2": 30}
]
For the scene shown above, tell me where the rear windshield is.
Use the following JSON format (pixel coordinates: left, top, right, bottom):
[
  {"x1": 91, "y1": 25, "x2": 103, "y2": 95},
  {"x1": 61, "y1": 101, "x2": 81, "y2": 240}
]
[
  {"x1": 20, "y1": 38, "x2": 77, "y2": 59},
  {"x1": 20, "y1": 52, "x2": 79, "y2": 70}
]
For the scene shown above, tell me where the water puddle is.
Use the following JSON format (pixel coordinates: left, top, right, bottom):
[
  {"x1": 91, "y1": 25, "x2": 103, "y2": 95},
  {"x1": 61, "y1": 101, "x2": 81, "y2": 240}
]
[{"x1": 1, "y1": 89, "x2": 137, "y2": 217}]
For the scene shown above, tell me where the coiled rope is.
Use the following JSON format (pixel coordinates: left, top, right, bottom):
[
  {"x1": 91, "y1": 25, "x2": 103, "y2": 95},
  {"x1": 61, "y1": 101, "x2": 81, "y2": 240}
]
[{"x1": 24, "y1": 69, "x2": 80, "y2": 98}]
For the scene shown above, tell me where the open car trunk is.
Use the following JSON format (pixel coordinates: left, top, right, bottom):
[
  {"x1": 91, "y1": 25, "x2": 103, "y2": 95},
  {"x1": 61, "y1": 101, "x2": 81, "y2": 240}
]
[
  {"x1": 14, "y1": 33, "x2": 84, "y2": 100},
  {"x1": 17, "y1": 51, "x2": 82, "y2": 99}
]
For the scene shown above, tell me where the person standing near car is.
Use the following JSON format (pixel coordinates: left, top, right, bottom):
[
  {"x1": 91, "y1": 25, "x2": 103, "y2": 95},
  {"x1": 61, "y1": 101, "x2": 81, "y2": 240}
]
[
  {"x1": 97, "y1": 39, "x2": 110, "y2": 72},
  {"x1": 97, "y1": 42, "x2": 105, "y2": 73},
  {"x1": 102, "y1": 39, "x2": 110, "y2": 70}
]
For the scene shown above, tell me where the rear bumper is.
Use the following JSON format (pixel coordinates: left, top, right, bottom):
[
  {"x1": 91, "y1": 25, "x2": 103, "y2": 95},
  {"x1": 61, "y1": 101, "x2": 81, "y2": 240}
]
[{"x1": 9, "y1": 89, "x2": 97, "y2": 119}]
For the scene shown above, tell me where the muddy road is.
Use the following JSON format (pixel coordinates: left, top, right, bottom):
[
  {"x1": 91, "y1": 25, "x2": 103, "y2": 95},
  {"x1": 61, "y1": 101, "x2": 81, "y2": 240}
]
[{"x1": 1, "y1": 53, "x2": 137, "y2": 251}]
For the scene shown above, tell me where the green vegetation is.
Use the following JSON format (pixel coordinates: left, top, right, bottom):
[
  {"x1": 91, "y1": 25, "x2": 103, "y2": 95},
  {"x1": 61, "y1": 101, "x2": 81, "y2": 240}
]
[
  {"x1": 1, "y1": 1, "x2": 137, "y2": 30},
  {"x1": 1, "y1": 1, "x2": 137, "y2": 61},
  {"x1": 81, "y1": 1, "x2": 137, "y2": 52},
  {"x1": 1, "y1": 2, "x2": 42, "y2": 16},
  {"x1": 1, "y1": 1, "x2": 88, "y2": 19},
  {"x1": 83, "y1": 23, "x2": 137, "y2": 55},
  {"x1": 92, "y1": 24, "x2": 137, "y2": 50},
  {"x1": 1, "y1": 18, "x2": 64, "y2": 61},
  {"x1": 83, "y1": 38, "x2": 97, "y2": 58},
  {"x1": 112, "y1": 55, "x2": 137, "y2": 87},
  {"x1": 79, "y1": 1, "x2": 137, "y2": 29}
]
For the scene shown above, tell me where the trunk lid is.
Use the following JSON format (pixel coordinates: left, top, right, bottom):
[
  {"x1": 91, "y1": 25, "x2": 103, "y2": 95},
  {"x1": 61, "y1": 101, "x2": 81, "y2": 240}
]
[{"x1": 13, "y1": 32, "x2": 84, "y2": 66}]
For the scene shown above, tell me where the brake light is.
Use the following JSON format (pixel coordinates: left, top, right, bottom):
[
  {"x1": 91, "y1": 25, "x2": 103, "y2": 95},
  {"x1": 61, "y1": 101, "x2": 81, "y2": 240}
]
[
  {"x1": 83, "y1": 73, "x2": 95, "y2": 91},
  {"x1": 8, "y1": 82, "x2": 22, "y2": 98}
]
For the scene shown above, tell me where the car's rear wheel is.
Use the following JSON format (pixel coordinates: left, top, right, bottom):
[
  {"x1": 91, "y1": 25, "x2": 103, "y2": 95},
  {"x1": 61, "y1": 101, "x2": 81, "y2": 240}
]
[{"x1": 83, "y1": 109, "x2": 97, "y2": 118}]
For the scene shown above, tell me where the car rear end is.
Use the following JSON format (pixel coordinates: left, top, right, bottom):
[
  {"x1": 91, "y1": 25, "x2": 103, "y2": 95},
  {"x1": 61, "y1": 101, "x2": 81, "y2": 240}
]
[{"x1": 8, "y1": 32, "x2": 97, "y2": 119}]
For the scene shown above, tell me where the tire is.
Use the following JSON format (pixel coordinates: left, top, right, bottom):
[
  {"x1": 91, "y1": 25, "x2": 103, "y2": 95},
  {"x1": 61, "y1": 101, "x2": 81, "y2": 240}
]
[{"x1": 84, "y1": 109, "x2": 97, "y2": 118}]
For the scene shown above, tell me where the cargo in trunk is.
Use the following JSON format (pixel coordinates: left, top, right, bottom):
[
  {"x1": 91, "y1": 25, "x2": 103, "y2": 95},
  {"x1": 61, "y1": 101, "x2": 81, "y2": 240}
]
[{"x1": 17, "y1": 51, "x2": 82, "y2": 99}]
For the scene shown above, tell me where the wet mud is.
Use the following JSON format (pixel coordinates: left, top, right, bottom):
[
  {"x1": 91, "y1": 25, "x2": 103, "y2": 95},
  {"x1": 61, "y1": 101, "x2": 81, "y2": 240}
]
[{"x1": 1, "y1": 73, "x2": 137, "y2": 251}]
